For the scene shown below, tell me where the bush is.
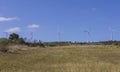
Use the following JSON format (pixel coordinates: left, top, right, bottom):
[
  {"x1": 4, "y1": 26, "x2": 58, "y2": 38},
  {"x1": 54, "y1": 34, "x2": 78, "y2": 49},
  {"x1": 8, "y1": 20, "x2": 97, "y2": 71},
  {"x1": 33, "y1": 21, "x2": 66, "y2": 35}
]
[
  {"x1": 0, "y1": 46, "x2": 8, "y2": 53},
  {"x1": 0, "y1": 38, "x2": 9, "y2": 52}
]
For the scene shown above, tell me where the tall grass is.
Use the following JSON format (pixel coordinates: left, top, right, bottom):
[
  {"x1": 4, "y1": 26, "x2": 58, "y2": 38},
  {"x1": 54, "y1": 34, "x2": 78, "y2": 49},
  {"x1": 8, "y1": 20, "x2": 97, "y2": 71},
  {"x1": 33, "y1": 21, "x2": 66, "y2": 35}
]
[{"x1": 0, "y1": 45, "x2": 120, "y2": 72}]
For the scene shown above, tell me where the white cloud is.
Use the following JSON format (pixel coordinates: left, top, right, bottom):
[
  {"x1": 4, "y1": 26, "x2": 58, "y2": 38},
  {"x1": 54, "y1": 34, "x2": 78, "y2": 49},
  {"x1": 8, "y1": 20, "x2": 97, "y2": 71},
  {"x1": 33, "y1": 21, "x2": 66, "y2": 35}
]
[
  {"x1": 27, "y1": 24, "x2": 39, "y2": 29},
  {"x1": 5, "y1": 27, "x2": 21, "y2": 33},
  {"x1": 0, "y1": 17, "x2": 18, "y2": 22}
]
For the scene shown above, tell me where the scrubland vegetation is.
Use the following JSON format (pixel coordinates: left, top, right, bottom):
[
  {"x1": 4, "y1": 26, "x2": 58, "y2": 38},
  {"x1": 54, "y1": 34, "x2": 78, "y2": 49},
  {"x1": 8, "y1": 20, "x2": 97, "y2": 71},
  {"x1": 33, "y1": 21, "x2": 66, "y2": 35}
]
[
  {"x1": 0, "y1": 45, "x2": 120, "y2": 72},
  {"x1": 0, "y1": 33, "x2": 120, "y2": 72}
]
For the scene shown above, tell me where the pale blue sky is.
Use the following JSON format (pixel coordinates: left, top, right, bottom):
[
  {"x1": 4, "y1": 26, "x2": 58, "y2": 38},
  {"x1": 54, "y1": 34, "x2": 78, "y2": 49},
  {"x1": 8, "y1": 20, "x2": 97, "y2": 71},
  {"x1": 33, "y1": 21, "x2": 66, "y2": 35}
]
[{"x1": 0, "y1": 0, "x2": 120, "y2": 42}]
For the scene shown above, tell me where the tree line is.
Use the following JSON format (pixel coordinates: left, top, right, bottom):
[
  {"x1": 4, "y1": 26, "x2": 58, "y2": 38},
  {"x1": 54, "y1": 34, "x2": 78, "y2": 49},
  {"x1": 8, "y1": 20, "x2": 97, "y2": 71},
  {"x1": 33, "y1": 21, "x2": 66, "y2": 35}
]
[{"x1": 0, "y1": 33, "x2": 120, "y2": 52}]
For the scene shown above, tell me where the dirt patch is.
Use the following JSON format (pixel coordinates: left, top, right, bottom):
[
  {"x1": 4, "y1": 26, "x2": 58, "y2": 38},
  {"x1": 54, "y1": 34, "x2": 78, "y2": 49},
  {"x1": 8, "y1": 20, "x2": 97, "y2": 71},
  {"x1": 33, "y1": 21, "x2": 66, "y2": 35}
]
[{"x1": 7, "y1": 45, "x2": 38, "y2": 53}]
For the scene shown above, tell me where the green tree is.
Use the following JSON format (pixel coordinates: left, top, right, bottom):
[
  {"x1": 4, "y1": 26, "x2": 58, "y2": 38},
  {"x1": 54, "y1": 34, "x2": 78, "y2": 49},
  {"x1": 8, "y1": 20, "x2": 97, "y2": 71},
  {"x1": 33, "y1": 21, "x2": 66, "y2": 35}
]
[
  {"x1": 18, "y1": 38, "x2": 25, "y2": 44},
  {"x1": 9, "y1": 33, "x2": 19, "y2": 40}
]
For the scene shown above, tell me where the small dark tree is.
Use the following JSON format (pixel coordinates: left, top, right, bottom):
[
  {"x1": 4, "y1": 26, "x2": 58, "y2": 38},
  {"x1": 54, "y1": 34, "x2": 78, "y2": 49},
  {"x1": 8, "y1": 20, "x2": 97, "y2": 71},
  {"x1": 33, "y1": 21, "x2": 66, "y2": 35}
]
[
  {"x1": 9, "y1": 33, "x2": 24, "y2": 44},
  {"x1": 9, "y1": 33, "x2": 19, "y2": 40},
  {"x1": 18, "y1": 38, "x2": 25, "y2": 44}
]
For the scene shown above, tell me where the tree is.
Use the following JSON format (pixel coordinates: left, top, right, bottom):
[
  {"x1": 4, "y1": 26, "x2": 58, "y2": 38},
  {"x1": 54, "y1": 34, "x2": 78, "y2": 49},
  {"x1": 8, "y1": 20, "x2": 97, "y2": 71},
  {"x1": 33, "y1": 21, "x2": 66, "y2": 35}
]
[
  {"x1": 9, "y1": 33, "x2": 19, "y2": 40},
  {"x1": 18, "y1": 38, "x2": 25, "y2": 44}
]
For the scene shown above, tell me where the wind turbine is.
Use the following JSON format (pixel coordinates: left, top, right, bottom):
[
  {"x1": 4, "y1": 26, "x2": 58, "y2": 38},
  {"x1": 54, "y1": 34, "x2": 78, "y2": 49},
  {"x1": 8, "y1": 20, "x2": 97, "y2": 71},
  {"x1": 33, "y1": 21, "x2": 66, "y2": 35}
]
[
  {"x1": 109, "y1": 28, "x2": 115, "y2": 41},
  {"x1": 3, "y1": 32, "x2": 8, "y2": 38},
  {"x1": 57, "y1": 23, "x2": 62, "y2": 42},
  {"x1": 58, "y1": 31, "x2": 61, "y2": 42},
  {"x1": 30, "y1": 31, "x2": 33, "y2": 42},
  {"x1": 84, "y1": 30, "x2": 91, "y2": 43}
]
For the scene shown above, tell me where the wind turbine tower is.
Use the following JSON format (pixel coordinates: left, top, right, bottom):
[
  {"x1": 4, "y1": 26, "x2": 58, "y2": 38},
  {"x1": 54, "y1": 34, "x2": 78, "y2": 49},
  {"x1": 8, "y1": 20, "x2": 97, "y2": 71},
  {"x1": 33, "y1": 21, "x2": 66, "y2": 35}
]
[
  {"x1": 3, "y1": 32, "x2": 8, "y2": 38},
  {"x1": 109, "y1": 28, "x2": 114, "y2": 41},
  {"x1": 58, "y1": 32, "x2": 61, "y2": 42},
  {"x1": 84, "y1": 30, "x2": 90, "y2": 43},
  {"x1": 30, "y1": 31, "x2": 33, "y2": 42},
  {"x1": 110, "y1": 30, "x2": 113, "y2": 41}
]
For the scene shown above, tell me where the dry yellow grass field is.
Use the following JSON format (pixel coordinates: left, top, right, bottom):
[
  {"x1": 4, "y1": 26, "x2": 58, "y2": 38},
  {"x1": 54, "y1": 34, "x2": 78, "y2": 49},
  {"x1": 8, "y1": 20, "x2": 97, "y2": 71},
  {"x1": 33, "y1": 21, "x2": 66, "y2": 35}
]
[{"x1": 0, "y1": 45, "x2": 120, "y2": 72}]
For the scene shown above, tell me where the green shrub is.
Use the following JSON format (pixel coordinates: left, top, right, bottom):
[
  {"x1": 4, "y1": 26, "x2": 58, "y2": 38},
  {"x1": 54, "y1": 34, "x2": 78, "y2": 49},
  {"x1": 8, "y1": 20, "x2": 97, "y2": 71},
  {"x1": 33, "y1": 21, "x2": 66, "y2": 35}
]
[{"x1": 0, "y1": 38, "x2": 9, "y2": 52}]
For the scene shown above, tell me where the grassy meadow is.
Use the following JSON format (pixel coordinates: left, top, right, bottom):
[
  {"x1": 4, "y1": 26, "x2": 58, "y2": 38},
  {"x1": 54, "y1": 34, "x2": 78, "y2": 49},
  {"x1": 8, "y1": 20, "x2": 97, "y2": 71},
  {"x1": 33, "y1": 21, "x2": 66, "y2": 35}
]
[{"x1": 0, "y1": 45, "x2": 120, "y2": 72}]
